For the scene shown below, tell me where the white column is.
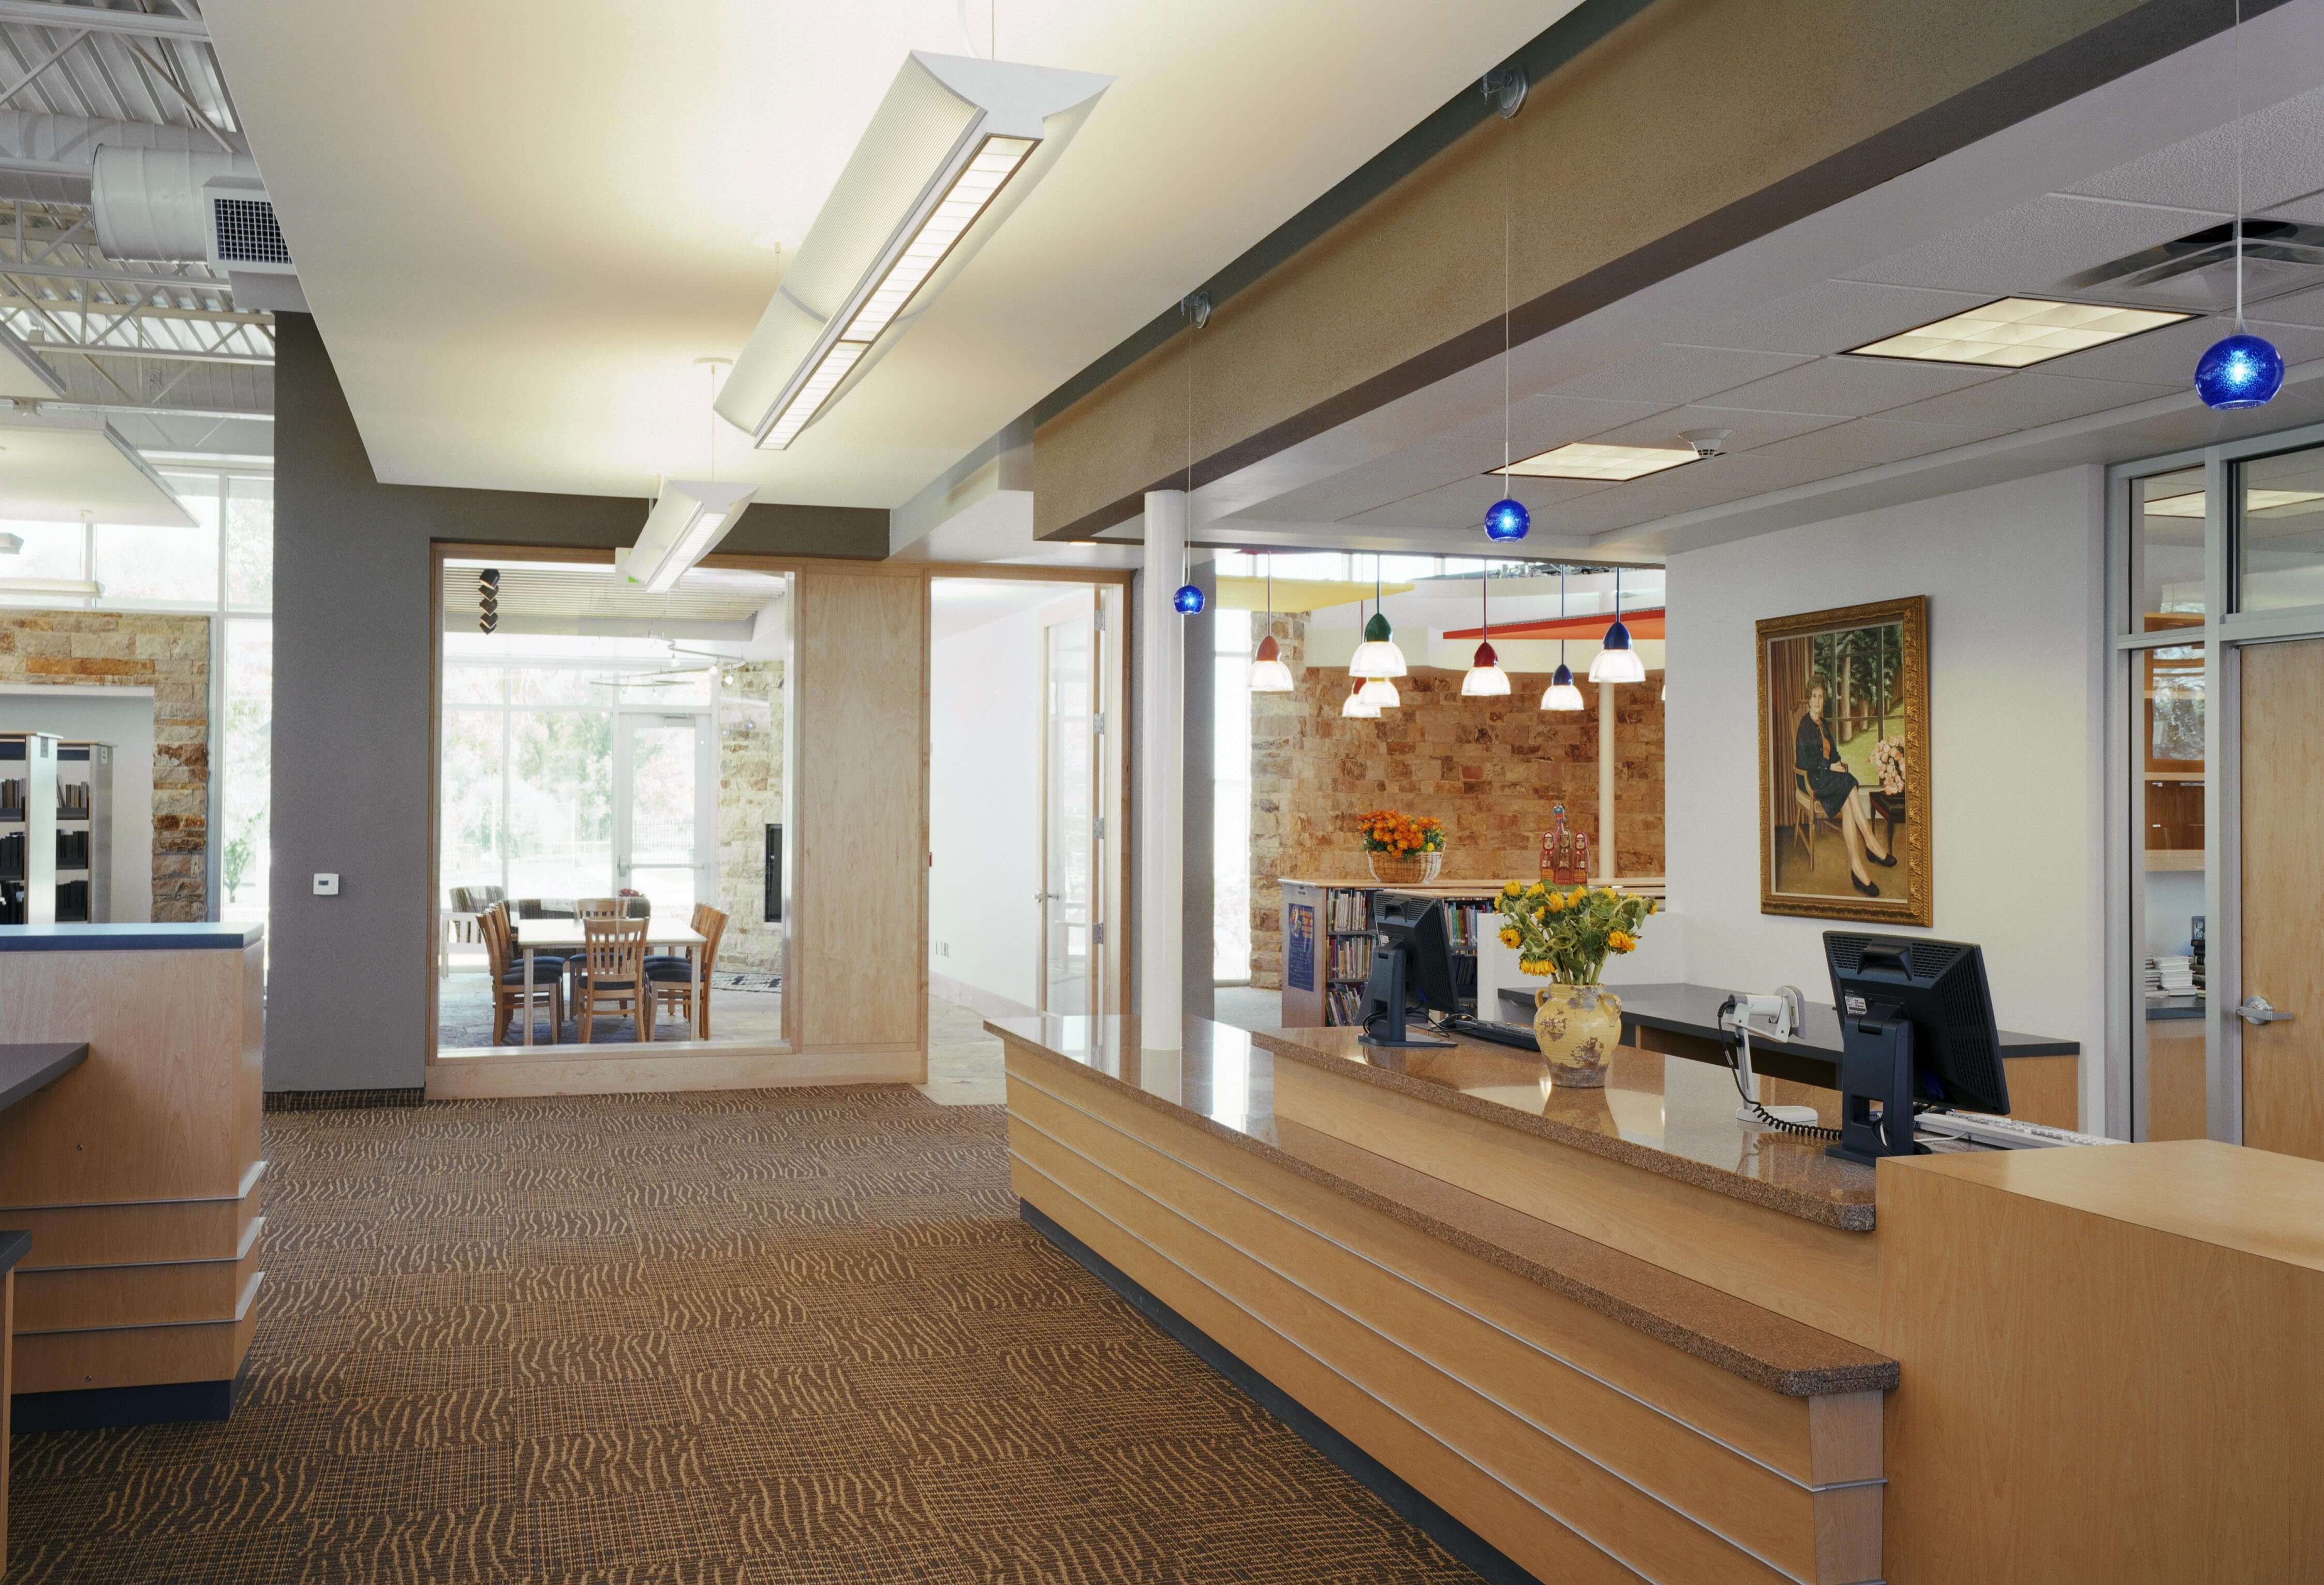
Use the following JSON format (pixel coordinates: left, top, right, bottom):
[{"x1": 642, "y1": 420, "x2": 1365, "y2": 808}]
[
  {"x1": 1597, "y1": 682, "x2": 1616, "y2": 882},
  {"x1": 1139, "y1": 489, "x2": 1186, "y2": 1050}
]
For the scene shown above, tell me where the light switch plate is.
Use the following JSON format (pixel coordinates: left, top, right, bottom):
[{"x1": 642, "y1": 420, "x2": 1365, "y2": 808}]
[{"x1": 313, "y1": 872, "x2": 340, "y2": 896}]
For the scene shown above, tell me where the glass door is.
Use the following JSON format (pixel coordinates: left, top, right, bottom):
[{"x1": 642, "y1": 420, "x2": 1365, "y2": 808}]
[
  {"x1": 615, "y1": 714, "x2": 709, "y2": 919},
  {"x1": 1041, "y1": 607, "x2": 1098, "y2": 1015}
]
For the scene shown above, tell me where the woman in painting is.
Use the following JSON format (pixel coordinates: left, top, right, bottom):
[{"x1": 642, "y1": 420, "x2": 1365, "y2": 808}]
[{"x1": 1796, "y1": 675, "x2": 1895, "y2": 896}]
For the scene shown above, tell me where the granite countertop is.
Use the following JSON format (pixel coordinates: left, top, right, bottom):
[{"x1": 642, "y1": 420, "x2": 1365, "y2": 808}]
[
  {"x1": 0, "y1": 1041, "x2": 87, "y2": 1112},
  {"x1": 989, "y1": 1012, "x2": 1898, "y2": 1397},
  {"x1": 0, "y1": 922, "x2": 265, "y2": 951},
  {"x1": 0, "y1": 1228, "x2": 29, "y2": 1278},
  {"x1": 1499, "y1": 980, "x2": 2079, "y2": 1063},
  {"x1": 2147, "y1": 995, "x2": 2204, "y2": 1022}
]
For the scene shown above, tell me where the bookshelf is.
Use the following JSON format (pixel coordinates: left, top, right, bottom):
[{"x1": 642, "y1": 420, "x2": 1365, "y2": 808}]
[
  {"x1": 54, "y1": 741, "x2": 113, "y2": 923},
  {"x1": 1276, "y1": 877, "x2": 1512, "y2": 1029},
  {"x1": 0, "y1": 733, "x2": 60, "y2": 927}
]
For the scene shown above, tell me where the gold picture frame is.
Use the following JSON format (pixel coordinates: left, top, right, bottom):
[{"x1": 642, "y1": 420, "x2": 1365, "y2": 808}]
[{"x1": 1756, "y1": 596, "x2": 1931, "y2": 926}]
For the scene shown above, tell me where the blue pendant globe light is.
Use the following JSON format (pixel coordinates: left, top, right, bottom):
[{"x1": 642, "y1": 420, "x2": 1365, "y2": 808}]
[
  {"x1": 1541, "y1": 567, "x2": 1583, "y2": 711},
  {"x1": 1176, "y1": 287, "x2": 1209, "y2": 612},
  {"x1": 2197, "y1": 2, "x2": 2284, "y2": 411},
  {"x1": 1482, "y1": 87, "x2": 1529, "y2": 543}
]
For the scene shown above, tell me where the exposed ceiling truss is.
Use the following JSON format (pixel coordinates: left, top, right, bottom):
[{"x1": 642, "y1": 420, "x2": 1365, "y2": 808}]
[{"x1": 0, "y1": 3, "x2": 272, "y2": 425}]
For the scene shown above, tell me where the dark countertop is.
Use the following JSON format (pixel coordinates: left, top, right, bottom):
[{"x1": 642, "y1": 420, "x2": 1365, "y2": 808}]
[
  {"x1": 0, "y1": 921, "x2": 265, "y2": 951},
  {"x1": 2147, "y1": 995, "x2": 2204, "y2": 1022},
  {"x1": 988, "y1": 1012, "x2": 1899, "y2": 1397},
  {"x1": 0, "y1": 1041, "x2": 86, "y2": 1112},
  {"x1": 0, "y1": 1228, "x2": 28, "y2": 1277},
  {"x1": 1499, "y1": 980, "x2": 2079, "y2": 1080}
]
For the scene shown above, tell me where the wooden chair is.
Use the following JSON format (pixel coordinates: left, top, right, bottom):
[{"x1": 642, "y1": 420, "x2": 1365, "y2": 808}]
[
  {"x1": 480, "y1": 902, "x2": 563, "y2": 1044},
  {"x1": 572, "y1": 915, "x2": 653, "y2": 1043},
  {"x1": 647, "y1": 903, "x2": 728, "y2": 1039}
]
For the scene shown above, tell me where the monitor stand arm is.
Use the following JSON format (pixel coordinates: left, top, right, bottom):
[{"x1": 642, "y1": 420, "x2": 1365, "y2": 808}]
[
  {"x1": 1825, "y1": 1013, "x2": 1925, "y2": 1165},
  {"x1": 1359, "y1": 944, "x2": 1453, "y2": 1050}
]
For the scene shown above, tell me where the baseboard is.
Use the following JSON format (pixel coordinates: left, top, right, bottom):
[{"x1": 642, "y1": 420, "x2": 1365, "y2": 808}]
[
  {"x1": 929, "y1": 972, "x2": 1037, "y2": 1021},
  {"x1": 263, "y1": 1087, "x2": 425, "y2": 1111},
  {"x1": 425, "y1": 1045, "x2": 926, "y2": 1099},
  {"x1": 12, "y1": 1365, "x2": 246, "y2": 1431},
  {"x1": 1019, "y1": 1199, "x2": 1540, "y2": 1585}
]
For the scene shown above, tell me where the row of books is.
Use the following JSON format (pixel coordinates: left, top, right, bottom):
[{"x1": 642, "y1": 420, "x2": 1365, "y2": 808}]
[
  {"x1": 1327, "y1": 935, "x2": 1373, "y2": 982},
  {"x1": 2143, "y1": 955, "x2": 2204, "y2": 999},
  {"x1": 1326, "y1": 985, "x2": 1368, "y2": 1025},
  {"x1": 57, "y1": 829, "x2": 90, "y2": 867},
  {"x1": 55, "y1": 878, "x2": 91, "y2": 922},
  {"x1": 1444, "y1": 904, "x2": 1485, "y2": 954},
  {"x1": 1325, "y1": 889, "x2": 1372, "y2": 933}
]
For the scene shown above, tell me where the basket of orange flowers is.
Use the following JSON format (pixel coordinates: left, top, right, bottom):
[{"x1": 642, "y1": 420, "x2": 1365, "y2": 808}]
[{"x1": 1356, "y1": 809, "x2": 1446, "y2": 886}]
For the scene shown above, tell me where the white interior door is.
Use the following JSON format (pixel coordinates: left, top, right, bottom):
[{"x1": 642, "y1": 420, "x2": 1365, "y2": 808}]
[
  {"x1": 615, "y1": 713, "x2": 709, "y2": 918},
  {"x1": 1041, "y1": 608, "x2": 1098, "y2": 1016}
]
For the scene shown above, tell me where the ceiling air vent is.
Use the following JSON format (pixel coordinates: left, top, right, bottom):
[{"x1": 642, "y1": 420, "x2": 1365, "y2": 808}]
[
  {"x1": 210, "y1": 195, "x2": 289, "y2": 267},
  {"x1": 2063, "y1": 218, "x2": 2324, "y2": 315}
]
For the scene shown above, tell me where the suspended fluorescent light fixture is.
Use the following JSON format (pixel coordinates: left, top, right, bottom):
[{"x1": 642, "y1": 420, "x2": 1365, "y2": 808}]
[
  {"x1": 719, "y1": 54, "x2": 1112, "y2": 450},
  {"x1": 1349, "y1": 557, "x2": 1407, "y2": 679},
  {"x1": 1462, "y1": 560, "x2": 1511, "y2": 696},
  {"x1": 1589, "y1": 567, "x2": 1646, "y2": 684},
  {"x1": 1249, "y1": 555, "x2": 1293, "y2": 692},
  {"x1": 1541, "y1": 567, "x2": 1583, "y2": 711},
  {"x1": 624, "y1": 359, "x2": 758, "y2": 594}
]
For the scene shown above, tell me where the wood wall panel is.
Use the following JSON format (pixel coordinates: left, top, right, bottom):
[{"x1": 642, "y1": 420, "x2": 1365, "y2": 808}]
[
  {"x1": 5, "y1": 1167, "x2": 262, "y2": 1271},
  {"x1": 794, "y1": 570, "x2": 929, "y2": 1059},
  {"x1": 0, "y1": 944, "x2": 264, "y2": 1205},
  {"x1": 14, "y1": 1222, "x2": 263, "y2": 1332},
  {"x1": 11, "y1": 1272, "x2": 261, "y2": 1395},
  {"x1": 2238, "y1": 637, "x2": 2324, "y2": 1160},
  {"x1": 1269, "y1": 1054, "x2": 1881, "y2": 1346}
]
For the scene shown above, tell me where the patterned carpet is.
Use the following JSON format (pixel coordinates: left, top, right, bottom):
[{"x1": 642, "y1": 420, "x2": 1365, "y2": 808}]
[{"x1": 7, "y1": 1088, "x2": 1476, "y2": 1584}]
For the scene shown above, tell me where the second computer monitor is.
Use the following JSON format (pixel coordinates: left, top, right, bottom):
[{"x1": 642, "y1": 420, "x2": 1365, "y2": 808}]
[{"x1": 1363, "y1": 894, "x2": 1463, "y2": 1025}]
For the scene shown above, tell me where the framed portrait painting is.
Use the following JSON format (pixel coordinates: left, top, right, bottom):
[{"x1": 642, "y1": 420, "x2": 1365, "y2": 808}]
[{"x1": 1756, "y1": 596, "x2": 1930, "y2": 926}]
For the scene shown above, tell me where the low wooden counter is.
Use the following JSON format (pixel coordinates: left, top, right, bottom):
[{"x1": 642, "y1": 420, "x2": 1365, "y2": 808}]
[
  {"x1": 998, "y1": 1014, "x2": 2324, "y2": 1585},
  {"x1": 995, "y1": 1012, "x2": 1896, "y2": 1585},
  {"x1": 0, "y1": 922, "x2": 265, "y2": 1429}
]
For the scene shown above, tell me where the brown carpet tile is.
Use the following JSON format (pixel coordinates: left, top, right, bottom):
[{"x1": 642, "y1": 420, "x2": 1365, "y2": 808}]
[{"x1": 8, "y1": 1088, "x2": 1481, "y2": 1585}]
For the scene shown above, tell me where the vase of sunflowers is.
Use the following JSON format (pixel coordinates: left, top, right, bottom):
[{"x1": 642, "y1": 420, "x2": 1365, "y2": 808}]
[
  {"x1": 1358, "y1": 809, "x2": 1446, "y2": 886},
  {"x1": 1492, "y1": 880, "x2": 1656, "y2": 1088}
]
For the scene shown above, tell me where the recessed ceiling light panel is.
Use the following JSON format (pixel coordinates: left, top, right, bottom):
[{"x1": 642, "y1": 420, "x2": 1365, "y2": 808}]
[
  {"x1": 1847, "y1": 297, "x2": 2190, "y2": 368},
  {"x1": 720, "y1": 53, "x2": 1112, "y2": 451},
  {"x1": 1500, "y1": 442, "x2": 1701, "y2": 481}
]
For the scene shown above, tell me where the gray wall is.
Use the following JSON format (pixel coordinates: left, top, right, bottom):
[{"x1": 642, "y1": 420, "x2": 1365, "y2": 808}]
[{"x1": 268, "y1": 313, "x2": 885, "y2": 1093}]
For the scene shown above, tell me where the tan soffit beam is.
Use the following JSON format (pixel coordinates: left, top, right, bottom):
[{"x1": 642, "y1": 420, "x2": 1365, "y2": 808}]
[{"x1": 1031, "y1": 0, "x2": 2275, "y2": 542}]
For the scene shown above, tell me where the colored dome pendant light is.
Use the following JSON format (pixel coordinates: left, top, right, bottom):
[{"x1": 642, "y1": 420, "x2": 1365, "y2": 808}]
[
  {"x1": 1348, "y1": 556, "x2": 1407, "y2": 684},
  {"x1": 1589, "y1": 567, "x2": 1646, "y2": 684},
  {"x1": 1249, "y1": 554, "x2": 1293, "y2": 692},
  {"x1": 1342, "y1": 594, "x2": 1382, "y2": 718},
  {"x1": 2196, "y1": 2, "x2": 2284, "y2": 411},
  {"x1": 1482, "y1": 78, "x2": 1529, "y2": 544},
  {"x1": 1461, "y1": 559, "x2": 1511, "y2": 696},
  {"x1": 1541, "y1": 566, "x2": 1583, "y2": 711}
]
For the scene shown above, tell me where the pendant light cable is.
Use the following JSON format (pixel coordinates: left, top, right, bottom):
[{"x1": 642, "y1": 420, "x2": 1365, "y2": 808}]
[
  {"x1": 2234, "y1": 0, "x2": 2246, "y2": 330},
  {"x1": 1559, "y1": 566, "x2": 1567, "y2": 674},
  {"x1": 1501, "y1": 112, "x2": 1513, "y2": 489},
  {"x1": 1481, "y1": 557, "x2": 1490, "y2": 636}
]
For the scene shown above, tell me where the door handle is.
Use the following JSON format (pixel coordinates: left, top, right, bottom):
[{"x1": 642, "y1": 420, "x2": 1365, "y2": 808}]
[{"x1": 2239, "y1": 995, "x2": 2295, "y2": 1025}]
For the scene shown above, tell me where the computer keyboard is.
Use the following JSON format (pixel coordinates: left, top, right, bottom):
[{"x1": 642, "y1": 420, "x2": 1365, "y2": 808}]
[
  {"x1": 1441, "y1": 1017, "x2": 1543, "y2": 1052},
  {"x1": 1914, "y1": 1110, "x2": 2121, "y2": 1150}
]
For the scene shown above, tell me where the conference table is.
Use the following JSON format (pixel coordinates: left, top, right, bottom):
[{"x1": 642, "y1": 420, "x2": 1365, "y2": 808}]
[{"x1": 515, "y1": 919, "x2": 708, "y2": 1046}]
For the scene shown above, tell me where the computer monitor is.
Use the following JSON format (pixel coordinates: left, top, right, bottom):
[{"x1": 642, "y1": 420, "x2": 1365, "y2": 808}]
[
  {"x1": 1359, "y1": 894, "x2": 1459, "y2": 1049},
  {"x1": 1822, "y1": 931, "x2": 2010, "y2": 1164}
]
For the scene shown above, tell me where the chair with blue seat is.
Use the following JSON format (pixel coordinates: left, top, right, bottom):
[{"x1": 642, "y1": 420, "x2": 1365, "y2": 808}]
[
  {"x1": 572, "y1": 915, "x2": 653, "y2": 1043},
  {"x1": 647, "y1": 903, "x2": 728, "y2": 1040},
  {"x1": 480, "y1": 902, "x2": 563, "y2": 1043}
]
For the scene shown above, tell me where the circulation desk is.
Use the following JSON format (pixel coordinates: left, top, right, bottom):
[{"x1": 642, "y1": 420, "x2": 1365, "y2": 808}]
[
  {"x1": 0, "y1": 922, "x2": 266, "y2": 1429},
  {"x1": 991, "y1": 1014, "x2": 2324, "y2": 1584}
]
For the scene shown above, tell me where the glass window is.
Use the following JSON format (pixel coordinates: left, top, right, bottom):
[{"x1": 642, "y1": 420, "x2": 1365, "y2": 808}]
[
  {"x1": 506, "y1": 709, "x2": 614, "y2": 901},
  {"x1": 0, "y1": 522, "x2": 88, "y2": 590},
  {"x1": 1214, "y1": 606, "x2": 1252, "y2": 983},
  {"x1": 225, "y1": 476, "x2": 273, "y2": 608},
  {"x1": 442, "y1": 666, "x2": 505, "y2": 705},
  {"x1": 440, "y1": 709, "x2": 506, "y2": 899},
  {"x1": 2236, "y1": 444, "x2": 2324, "y2": 612},
  {"x1": 509, "y1": 667, "x2": 600, "y2": 707},
  {"x1": 94, "y1": 520, "x2": 221, "y2": 605},
  {"x1": 2133, "y1": 467, "x2": 2207, "y2": 628},
  {"x1": 2133, "y1": 637, "x2": 2207, "y2": 1139},
  {"x1": 219, "y1": 619, "x2": 273, "y2": 922}
]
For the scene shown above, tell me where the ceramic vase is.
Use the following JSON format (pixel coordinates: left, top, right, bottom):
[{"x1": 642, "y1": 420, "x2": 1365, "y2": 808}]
[
  {"x1": 1367, "y1": 850, "x2": 1444, "y2": 886},
  {"x1": 1533, "y1": 982, "x2": 1619, "y2": 1089}
]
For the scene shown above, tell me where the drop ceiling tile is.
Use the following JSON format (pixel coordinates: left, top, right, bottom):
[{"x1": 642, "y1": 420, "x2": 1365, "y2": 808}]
[
  {"x1": 1695, "y1": 356, "x2": 2007, "y2": 420},
  {"x1": 2068, "y1": 86, "x2": 2324, "y2": 214},
  {"x1": 2239, "y1": 280, "x2": 2324, "y2": 328},
  {"x1": 1873, "y1": 370, "x2": 2179, "y2": 430},
  {"x1": 1582, "y1": 403, "x2": 1849, "y2": 453},
  {"x1": 1841, "y1": 193, "x2": 2227, "y2": 297},
  {"x1": 1541, "y1": 345, "x2": 1813, "y2": 406},
  {"x1": 1340, "y1": 474, "x2": 1616, "y2": 532},
  {"x1": 1693, "y1": 280, "x2": 1993, "y2": 358},
  {"x1": 2040, "y1": 314, "x2": 2324, "y2": 383},
  {"x1": 1501, "y1": 393, "x2": 1676, "y2": 453},
  {"x1": 1746, "y1": 417, "x2": 2011, "y2": 471}
]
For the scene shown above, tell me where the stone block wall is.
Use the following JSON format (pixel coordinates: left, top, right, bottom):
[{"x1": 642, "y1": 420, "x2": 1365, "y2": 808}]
[
  {"x1": 0, "y1": 611, "x2": 211, "y2": 920},
  {"x1": 716, "y1": 661, "x2": 785, "y2": 973},
  {"x1": 1248, "y1": 613, "x2": 1663, "y2": 989}
]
